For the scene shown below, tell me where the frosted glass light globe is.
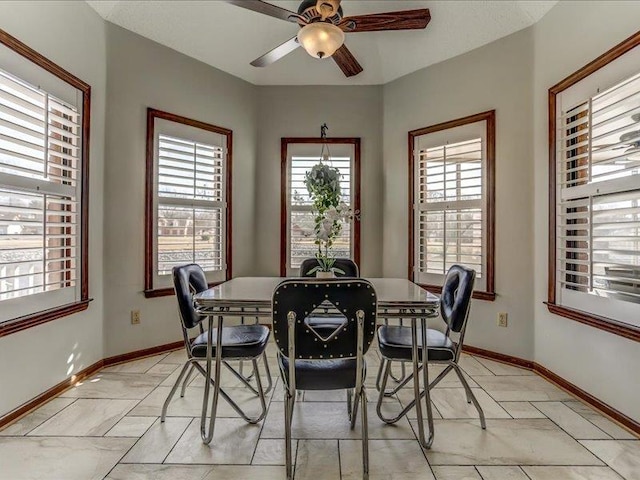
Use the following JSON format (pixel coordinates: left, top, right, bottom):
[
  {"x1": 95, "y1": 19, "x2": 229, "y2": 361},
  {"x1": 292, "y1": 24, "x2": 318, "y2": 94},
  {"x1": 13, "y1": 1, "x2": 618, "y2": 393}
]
[{"x1": 297, "y1": 22, "x2": 345, "y2": 59}]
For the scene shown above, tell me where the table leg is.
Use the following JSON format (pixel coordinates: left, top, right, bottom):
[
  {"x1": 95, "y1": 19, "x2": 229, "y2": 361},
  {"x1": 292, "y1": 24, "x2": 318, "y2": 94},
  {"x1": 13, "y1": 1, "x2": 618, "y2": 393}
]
[
  {"x1": 420, "y1": 317, "x2": 434, "y2": 448},
  {"x1": 411, "y1": 317, "x2": 434, "y2": 449},
  {"x1": 411, "y1": 318, "x2": 425, "y2": 445},
  {"x1": 201, "y1": 314, "x2": 224, "y2": 444}
]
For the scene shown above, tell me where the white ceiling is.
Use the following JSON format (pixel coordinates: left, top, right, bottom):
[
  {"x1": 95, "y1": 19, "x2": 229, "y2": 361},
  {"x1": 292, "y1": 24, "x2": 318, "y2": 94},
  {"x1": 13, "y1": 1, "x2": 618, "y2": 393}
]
[{"x1": 87, "y1": 0, "x2": 557, "y2": 86}]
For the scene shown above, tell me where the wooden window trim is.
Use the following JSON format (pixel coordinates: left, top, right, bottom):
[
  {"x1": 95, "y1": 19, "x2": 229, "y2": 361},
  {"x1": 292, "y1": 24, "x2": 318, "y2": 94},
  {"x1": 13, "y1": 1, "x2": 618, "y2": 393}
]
[
  {"x1": 280, "y1": 137, "x2": 361, "y2": 277},
  {"x1": 408, "y1": 110, "x2": 496, "y2": 301},
  {"x1": 547, "y1": 30, "x2": 640, "y2": 342},
  {"x1": 144, "y1": 108, "x2": 232, "y2": 298},
  {"x1": 0, "y1": 29, "x2": 91, "y2": 337}
]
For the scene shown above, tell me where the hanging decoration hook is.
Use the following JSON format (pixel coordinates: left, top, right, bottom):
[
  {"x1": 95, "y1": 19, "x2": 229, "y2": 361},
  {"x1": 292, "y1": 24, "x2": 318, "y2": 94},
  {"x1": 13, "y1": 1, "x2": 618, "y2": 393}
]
[{"x1": 319, "y1": 123, "x2": 331, "y2": 163}]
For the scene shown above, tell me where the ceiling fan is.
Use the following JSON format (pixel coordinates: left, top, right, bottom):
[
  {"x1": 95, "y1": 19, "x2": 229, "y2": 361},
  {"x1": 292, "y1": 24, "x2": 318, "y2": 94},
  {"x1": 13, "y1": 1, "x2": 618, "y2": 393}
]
[
  {"x1": 619, "y1": 113, "x2": 640, "y2": 150},
  {"x1": 226, "y1": 0, "x2": 431, "y2": 77}
]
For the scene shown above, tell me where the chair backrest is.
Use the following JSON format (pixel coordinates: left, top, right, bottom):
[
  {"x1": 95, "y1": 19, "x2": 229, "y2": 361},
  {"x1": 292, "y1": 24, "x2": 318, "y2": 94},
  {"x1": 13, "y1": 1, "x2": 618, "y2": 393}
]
[
  {"x1": 172, "y1": 263, "x2": 209, "y2": 330},
  {"x1": 272, "y1": 279, "x2": 376, "y2": 360},
  {"x1": 440, "y1": 264, "x2": 476, "y2": 333},
  {"x1": 299, "y1": 258, "x2": 359, "y2": 277}
]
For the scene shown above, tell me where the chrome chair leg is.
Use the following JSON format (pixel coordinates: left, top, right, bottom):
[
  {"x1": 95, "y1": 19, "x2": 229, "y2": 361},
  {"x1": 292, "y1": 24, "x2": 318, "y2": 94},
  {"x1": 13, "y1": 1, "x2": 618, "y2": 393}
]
[
  {"x1": 284, "y1": 392, "x2": 295, "y2": 480},
  {"x1": 452, "y1": 363, "x2": 486, "y2": 429},
  {"x1": 347, "y1": 388, "x2": 353, "y2": 421},
  {"x1": 377, "y1": 320, "x2": 434, "y2": 449},
  {"x1": 375, "y1": 359, "x2": 385, "y2": 392},
  {"x1": 376, "y1": 360, "x2": 398, "y2": 424},
  {"x1": 361, "y1": 386, "x2": 369, "y2": 480},
  {"x1": 250, "y1": 358, "x2": 268, "y2": 423},
  {"x1": 223, "y1": 360, "x2": 260, "y2": 395},
  {"x1": 180, "y1": 364, "x2": 196, "y2": 397},
  {"x1": 389, "y1": 361, "x2": 407, "y2": 383},
  {"x1": 382, "y1": 364, "x2": 418, "y2": 397},
  {"x1": 220, "y1": 353, "x2": 272, "y2": 396},
  {"x1": 161, "y1": 361, "x2": 191, "y2": 422},
  {"x1": 262, "y1": 352, "x2": 273, "y2": 395},
  {"x1": 238, "y1": 361, "x2": 256, "y2": 381},
  {"x1": 377, "y1": 363, "x2": 452, "y2": 423},
  {"x1": 201, "y1": 316, "x2": 223, "y2": 445},
  {"x1": 388, "y1": 319, "x2": 408, "y2": 384},
  {"x1": 192, "y1": 361, "x2": 268, "y2": 424},
  {"x1": 350, "y1": 388, "x2": 360, "y2": 430},
  {"x1": 429, "y1": 364, "x2": 453, "y2": 389}
]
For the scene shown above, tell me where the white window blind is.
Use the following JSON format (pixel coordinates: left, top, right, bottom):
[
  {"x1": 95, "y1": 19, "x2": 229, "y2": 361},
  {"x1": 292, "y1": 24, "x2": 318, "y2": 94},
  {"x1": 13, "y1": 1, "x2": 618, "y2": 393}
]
[
  {"x1": 155, "y1": 133, "x2": 226, "y2": 279},
  {"x1": 287, "y1": 152, "x2": 352, "y2": 275},
  {"x1": 557, "y1": 70, "x2": 640, "y2": 318},
  {"x1": 415, "y1": 137, "x2": 485, "y2": 287},
  {"x1": 0, "y1": 69, "x2": 80, "y2": 306}
]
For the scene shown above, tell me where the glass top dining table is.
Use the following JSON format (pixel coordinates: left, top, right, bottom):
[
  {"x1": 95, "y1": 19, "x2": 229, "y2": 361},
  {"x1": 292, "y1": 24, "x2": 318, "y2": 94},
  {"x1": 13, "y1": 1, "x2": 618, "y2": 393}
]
[
  {"x1": 192, "y1": 277, "x2": 440, "y2": 448},
  {"x1": 193, "y1": 277, "x2": 440, "y2": 316}
]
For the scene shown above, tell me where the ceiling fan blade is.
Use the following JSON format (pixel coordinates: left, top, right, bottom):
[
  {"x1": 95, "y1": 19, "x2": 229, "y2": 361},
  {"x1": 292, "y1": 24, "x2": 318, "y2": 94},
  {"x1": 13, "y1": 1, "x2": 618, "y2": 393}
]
[
  {"x1": 332, "y1": 44, "x2": 363, "y2": 77},
  {"x1": 340, "y1": 9, "x2": 431, "y2": 32},
  {"x1": 251, "y1": 36, "x2": 300, "y2": 67},
  {"x1": 226, "y1": 0, "x2": 300, "y2": 23}
]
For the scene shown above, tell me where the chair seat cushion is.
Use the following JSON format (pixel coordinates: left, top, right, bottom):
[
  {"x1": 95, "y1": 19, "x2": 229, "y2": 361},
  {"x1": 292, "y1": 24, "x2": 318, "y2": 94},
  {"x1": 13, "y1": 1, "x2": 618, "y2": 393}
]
[
  {"x1": 279, "y1": 356, "x2": 365, "y2": 390},
  {"x1": 306, "y1": 315, "x2": 346, "y2": 328},
  {"x1": 191, "y1": 324, "x2": 270, "y2": 359},
  {"x1": 377, "y1": 325, "x2": 455, "y2": 362},
  {"x1": 305, "y1": 315, "x2": 346, "y2": 339}
]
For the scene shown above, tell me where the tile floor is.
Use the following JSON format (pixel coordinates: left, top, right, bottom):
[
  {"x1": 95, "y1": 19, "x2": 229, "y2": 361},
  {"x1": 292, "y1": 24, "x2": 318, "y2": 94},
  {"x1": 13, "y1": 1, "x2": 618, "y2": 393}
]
[{"x1": 0, "y1": 344, "x2": 638, "y2": 480}]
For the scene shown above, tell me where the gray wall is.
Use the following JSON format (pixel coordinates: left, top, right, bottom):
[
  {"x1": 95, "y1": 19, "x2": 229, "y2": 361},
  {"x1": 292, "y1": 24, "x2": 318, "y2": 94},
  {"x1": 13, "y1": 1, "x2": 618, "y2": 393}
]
[
  {"x1": 382, "y1": 29, "x2": 535, "y2": 359},
  {"x1": 103, "y1": 24, "x2": 258, "y2": 356},
  {"x1": 0, "y1": 1, "x2": 107, "y2": 416},
  {"x1": 255, "y1": 86, "x2": 384, "y2": 277},
  {"x1": 532, "y1": 1, "x2": 640, "y2": 421}
]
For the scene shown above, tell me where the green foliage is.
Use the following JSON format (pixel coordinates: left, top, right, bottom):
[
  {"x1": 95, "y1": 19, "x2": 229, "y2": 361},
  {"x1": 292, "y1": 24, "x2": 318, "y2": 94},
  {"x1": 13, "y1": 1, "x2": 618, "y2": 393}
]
[{"x1": 304, "y1": 163, "x2": 344, "y2": 272}]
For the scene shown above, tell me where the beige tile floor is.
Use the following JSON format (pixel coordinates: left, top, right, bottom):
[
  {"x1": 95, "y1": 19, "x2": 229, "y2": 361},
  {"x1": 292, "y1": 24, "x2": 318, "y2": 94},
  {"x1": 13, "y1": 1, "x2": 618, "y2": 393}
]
[{"x1": 0, "y1": 343, "x2": 638, "y2": 480}]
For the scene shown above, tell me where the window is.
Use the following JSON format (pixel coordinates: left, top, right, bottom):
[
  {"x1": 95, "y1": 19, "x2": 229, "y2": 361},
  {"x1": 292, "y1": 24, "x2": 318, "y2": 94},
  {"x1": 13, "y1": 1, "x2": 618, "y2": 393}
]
[
  {"x1": 281, "y1": 138, "x2": 361, "y2": 276},
  {"x1": 0, "y1": 29, "x2": 90, "y2": 335},
  {"x1": 145, "y1": 109, "x2": 231, "y2": 297},
  {"x1": 409, "y1": 111, "x2": 495, "y2": 300},
  {"x1": 549, "y1": 31, "x2": 640, "y2": 338}
]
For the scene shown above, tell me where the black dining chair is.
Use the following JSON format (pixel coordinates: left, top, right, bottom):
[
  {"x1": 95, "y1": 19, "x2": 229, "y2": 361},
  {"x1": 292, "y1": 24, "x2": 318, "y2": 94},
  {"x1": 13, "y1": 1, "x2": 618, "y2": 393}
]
[
  {"x1": 161, "y1": 264, "x2": 271, "y2": 444},
  {"x1": 375, "y1": 264, "x2": 485, "y2": 448},
  {"x1": 272, "y1": 278, "x2": 377, "y2": 480},
  {"x1": 299, "y1": 258, "x2": 359, "y2": 338},
  {"x1": 299, "y1": 257, "x2": 359, "y2": 277}
]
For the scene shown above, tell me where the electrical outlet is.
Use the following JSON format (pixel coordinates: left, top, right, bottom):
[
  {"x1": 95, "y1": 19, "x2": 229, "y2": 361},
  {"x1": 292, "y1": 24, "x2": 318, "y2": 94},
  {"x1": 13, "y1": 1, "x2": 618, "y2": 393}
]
[
  {"x1": 497, "y1": 312, "x2": 508, "y2": 328},
  {"x1": 131, "y1": 310, "x2": 141, "y2": 325}
]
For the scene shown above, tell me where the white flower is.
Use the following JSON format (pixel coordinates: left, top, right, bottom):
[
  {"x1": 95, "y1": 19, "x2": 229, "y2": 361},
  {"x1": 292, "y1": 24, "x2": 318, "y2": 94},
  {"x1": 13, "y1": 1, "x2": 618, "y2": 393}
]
[
  {"x1": 317, "y1": 229, "x2": 329, "y2": 241},
  {"x1": 325, "y1": 206, "x2": 340, "y2": 221}
]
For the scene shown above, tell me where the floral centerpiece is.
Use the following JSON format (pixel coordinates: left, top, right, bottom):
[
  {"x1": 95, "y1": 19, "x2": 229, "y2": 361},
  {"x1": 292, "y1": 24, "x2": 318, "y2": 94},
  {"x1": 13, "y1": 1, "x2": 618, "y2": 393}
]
[{"x1": 304, "y1": 162, "x2": 353, "y2": 276}]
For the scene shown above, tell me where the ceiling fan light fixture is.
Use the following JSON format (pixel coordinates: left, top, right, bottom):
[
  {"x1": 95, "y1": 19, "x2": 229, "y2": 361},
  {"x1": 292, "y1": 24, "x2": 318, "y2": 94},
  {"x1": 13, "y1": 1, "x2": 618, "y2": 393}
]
[{"x1": 297, "y1": 22, "x2": 345, "y2": 59}]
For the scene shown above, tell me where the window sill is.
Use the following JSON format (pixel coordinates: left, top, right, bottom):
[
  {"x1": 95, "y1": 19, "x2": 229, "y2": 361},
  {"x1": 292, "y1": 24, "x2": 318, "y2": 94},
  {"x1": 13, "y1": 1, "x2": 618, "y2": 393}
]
[
  {"x1": 418, "y1": 283, "x2": 496, "y2": 301},
  {"x1": 144, "y1": 287, "x2": 175, "y2": 298},
  {"x1": 545, "y1": 302, "x2": 640, "y2": 342},
  {"x1": 144, "y1": 281, "x2": 224, "y2": 299},
  {"x1": 0, "y1": 299, "x2": 92, "y2": 338}
]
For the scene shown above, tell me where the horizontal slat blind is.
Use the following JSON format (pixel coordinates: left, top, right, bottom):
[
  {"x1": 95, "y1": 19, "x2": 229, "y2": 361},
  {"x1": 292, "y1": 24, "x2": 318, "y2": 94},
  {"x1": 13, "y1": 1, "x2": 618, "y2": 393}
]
[
  {"x1": 156, "y1": 134, "x2": 225, "y2": 276},
  {"x1": 0, "y1": 69, "x2": 80, "y2": 301},
  {"x1": 558, "y1": 197, "x2": 590, "y2": 292},
  {"x1": 416, "y1": 138, "x2": 484, "y2": 278},
  {"x1": 591, "y1": 191, "x2": 640, "y2": 301},
  {"x1": 557, "y1": 71, "x2": 640, "y2": 304},
  {"x1": 289, "y1": 156, "x2": 351, "y2": 270}
]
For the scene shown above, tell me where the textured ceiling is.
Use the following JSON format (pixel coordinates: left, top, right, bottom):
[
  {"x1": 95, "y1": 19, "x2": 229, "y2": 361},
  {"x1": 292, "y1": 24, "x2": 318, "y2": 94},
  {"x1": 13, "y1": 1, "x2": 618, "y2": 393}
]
[{"x1": 87, "y1": 0, "x2": 557, "y2": 86}]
